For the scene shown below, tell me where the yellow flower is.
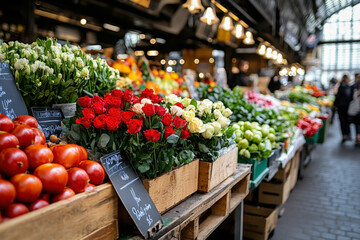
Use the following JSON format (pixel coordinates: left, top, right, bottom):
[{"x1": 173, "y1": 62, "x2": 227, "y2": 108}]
[
  {"x1": 183, "y1": 111, "x2": 195, "y2": 122},
  {"x1": 189, "y1": 117, "x2": 203, "y2": 133},
  {"x1": 201, "y1": 124, "x2": 215, "y2": 139}
]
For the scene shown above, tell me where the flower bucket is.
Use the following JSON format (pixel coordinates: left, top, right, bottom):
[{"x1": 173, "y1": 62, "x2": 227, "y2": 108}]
[
  {"x1": 142, "y1": 159, "x2": 199, "y2": 214},
  {"x1": 52, "y1": 102, "x2": 76, "y2": 118}
]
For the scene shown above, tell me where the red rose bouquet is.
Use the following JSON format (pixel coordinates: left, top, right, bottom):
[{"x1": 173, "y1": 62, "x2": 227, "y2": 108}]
[{"x1": 67, "y1": 88, "x2": 194, "y2": 179}]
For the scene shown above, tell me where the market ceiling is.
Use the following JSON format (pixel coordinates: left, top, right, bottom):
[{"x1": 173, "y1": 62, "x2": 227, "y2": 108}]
[{"x1": 12, "y1": 0, "x2": 360, "y2": 60}]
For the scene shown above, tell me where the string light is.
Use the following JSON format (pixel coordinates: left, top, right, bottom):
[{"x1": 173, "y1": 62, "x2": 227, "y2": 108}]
[
  {"x1": 257, "y1": 44, "x2": 266, "y2": 55},
  {"x1": 209, "y1": 58, "x2": 215, "y2": 63},
  {"x1": 80, "y1": 18, "x2": 87, "y2": 25},
  {"x1": 219, "y1": 15, "x2": 234, "y2": 31},
  {"x1": 150, "y1": 38, "x2": 156, "y2": 44},
  {"x1": 277, "y1": 53, "x2": 283, "y2": 64},
  {"x1": 182, "y1": 0, "x2": 204, "y2": 14},
  {"x1": 160, "y1": 59, "x2": 166, "y2": 65},
  {"x1": 272, "y1": 49, "x2": 278, "y2": 60},
  {"x1": 265, "y1": 47, "x2": 273, "y2": 59},
  {"x1": 179, "y1": 59, "x2": 185, "y2": 64},
  {"x1": 194, "y1": 58, "x2": 200, "y2": 64},
  {"x1": 243, "y1": 31, "x2": 254, "y2": 45},
  {"x1": 233, "y1": 22, "x2": 244, "y2": 39}
]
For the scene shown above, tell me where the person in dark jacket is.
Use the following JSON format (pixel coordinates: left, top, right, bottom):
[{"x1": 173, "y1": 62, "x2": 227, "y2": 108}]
[
  {"x1": 230, "y1": 60, "x2": 248, "y2": 89},
  {"x1": 334, "y1": 75, "x2": 353, "y2": 142},
  {"x1": 268, "y1": 70, "x2": 281, "y2": 93}
]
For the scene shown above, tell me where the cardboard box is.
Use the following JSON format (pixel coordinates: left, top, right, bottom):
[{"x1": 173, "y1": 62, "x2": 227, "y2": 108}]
[{"x1": 244, "y1": 205, "x2": 278, "y2": 240}]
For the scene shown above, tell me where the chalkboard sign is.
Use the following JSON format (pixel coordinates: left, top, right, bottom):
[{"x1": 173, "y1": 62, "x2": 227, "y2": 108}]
[
  {"x1": 31, "y1": 107, "x2": 63, "y2": 140},
  {"x1": 0, "y1": 62, "x2": 28, "y2": 119},
  {"x1": 100, "y1": 152, "x2": 163, "y2": 239}
]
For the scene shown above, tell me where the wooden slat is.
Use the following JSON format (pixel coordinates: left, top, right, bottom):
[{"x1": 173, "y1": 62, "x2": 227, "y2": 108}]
[
  {"x1": 0, "y1": 183, "x2": 118, "y2": 240},
  {"x1": 212, "y1": 191, "x2": 230, "y2": 216},
  {"x1": 181, "y1": 218, "x2": 199, "y2": 240},
  {"x1": 81, "y1": 221, "x2": 118, "y2": 240},
  {"x1": 197, "y1": 215, "x2": 225, "y2": 240},
  {"x1": 142, "y1": 159, "x2": 199, "y2": 214},
  {"x1": 230, "y1": 174, "x2": 250, "y2": 212},
  {"x1": 198, "y1": 147, "x2": 238, "y2": 192}
]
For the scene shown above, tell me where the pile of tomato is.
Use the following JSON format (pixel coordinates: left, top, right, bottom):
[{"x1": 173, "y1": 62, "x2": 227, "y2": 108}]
[
  {"x1": 297, "y1": 116, "x2": 323, "y2": 137},
  {"x1": 0, "y1": 114, "x2": 105, "y2": 223}
]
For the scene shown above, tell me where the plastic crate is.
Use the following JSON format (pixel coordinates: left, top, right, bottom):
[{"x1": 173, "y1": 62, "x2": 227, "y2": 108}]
[
  {"x1": 238, "y1": 155, "x2": 268, "y2": 181},
  {"x1": 317, "y1": 119, "x2": 327, "y2": 144},
  {"x1": 305, "y1": 131, "x2": 319, "y2": 144}
]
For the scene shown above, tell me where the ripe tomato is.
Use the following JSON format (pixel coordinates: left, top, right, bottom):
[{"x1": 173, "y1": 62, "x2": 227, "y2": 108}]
[
  {"x1": 3, "y1": 203, "x2": 29, "y2": 218},
  {"x1": 51, "y1": 188, "x2": 75, "y2": 203},
  {"x1": 24, "y1": 144, "x2": 53, "y2": 171},
  {"x1": 85, "y1": 183, "x2": 96, "y2": 192},
  {"x1": 10, "y1": 124, "x2": 35, "y2": 149},
  {"x1": 67, "y1": 167, "x2": 89, "y2": 193},
  {"x1": 39, "y1": 193, "x2": 50, "y2": 202},
  {"x1": 0, "y1": 179, "x2": 16, "y2": 209},
  {"x1": 79, "y1": 160, "x2": 105, "y2": 185},
  {"x1": 52, "y1": 144, "x2": 82, "y2": 168},
  {"x1": 29, "y1": 199, "x2": 49, "y2": 211},
  {"x1": 77, "y1": 145, "x2": 88, "y2": 161},
  {"x1": 0, "y1": 114, "x2": 14, "y2": 132},
  {"x1": 0, "y1": 211, "x2": 2, "y2": 223},
  {"x1": 33, "y1": 163, "x2": 68, "y2": 194},
  {"x1": 0, "y1": 132, "x2": 19, "y2": 150},
  {"x1": 0, "y1": 148, "x2": 28, "y2": 178},
  {"x1": 11, "y1": 174, "x2": 43, "y2": 203},
  {"x1": 13, "y1": 115, "x2": 38, "y2": 128},
  {"x1": 32, "y1": 128, "x2": 46, "y2": 145}
]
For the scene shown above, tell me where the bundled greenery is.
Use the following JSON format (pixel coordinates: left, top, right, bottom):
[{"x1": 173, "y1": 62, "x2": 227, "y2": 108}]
[{"x1": 0, "y1": 38, "x2": 119, "y2": 107}]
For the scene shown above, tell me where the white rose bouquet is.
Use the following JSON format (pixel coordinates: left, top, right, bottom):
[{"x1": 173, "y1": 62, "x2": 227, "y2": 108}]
[
  {"x1": 0, "y1": 38, "x2": 120, "y2": 107},
  {"x1": 163, "y1": 94, "x2": 235, "y2": 162}
]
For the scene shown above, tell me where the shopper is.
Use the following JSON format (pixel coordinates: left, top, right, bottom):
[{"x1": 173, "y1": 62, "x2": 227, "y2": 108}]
[
  {"x1": 230, "y1": 60, "x2": 249, "y2": 89},
  {"x1": 348, "y1": 73, "x2": 360, "y2": 144},
  {"x1": 268, "y1": 70, "x2": 281, "y2": 93},
  {"x1": 334, "y1": 75, "x2": 353, "y2": 142}
]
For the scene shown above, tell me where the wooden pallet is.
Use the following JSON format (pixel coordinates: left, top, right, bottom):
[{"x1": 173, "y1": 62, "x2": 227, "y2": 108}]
[{"x1": 124, "y1": 164, "x2": 251, "y2": 240}]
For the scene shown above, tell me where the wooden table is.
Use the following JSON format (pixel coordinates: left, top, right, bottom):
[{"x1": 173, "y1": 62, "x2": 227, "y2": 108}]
[{"x1": 122, "y1": 164, "x2": 251, "y2": 240}]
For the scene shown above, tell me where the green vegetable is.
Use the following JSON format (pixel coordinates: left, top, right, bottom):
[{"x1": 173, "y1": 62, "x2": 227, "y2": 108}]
[
  {"x1": 249, "y1": 144, "x2": 258, "y2": 152},
  {"x1": 244, "y1": 121, "x2": 252, "y2": 131},
  {"x1": 244, "y1": 130, "x2": 254, "y2": 141},
  {"x1": 253, "y1": 134, "x2": 262, "y2": 144},
  {"x1": 268, "y1": 133, "x2": 276, "y2": 142},
  {"x1": 258, "y1": 142, "x2": 265, "y2": 151},
  {"x1": 240, "y1": 149, "x2": 251, "y2": 159},
  {"x1": 261, "y1": 125, "x2": 269, "y2": 137},
  {"x1": 238, "y1": 139, "x2": 249, "y2": 149}
]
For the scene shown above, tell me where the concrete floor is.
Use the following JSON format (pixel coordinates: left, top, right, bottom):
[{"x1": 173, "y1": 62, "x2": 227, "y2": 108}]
[{"x1": 273, "y1": 118, "x2": 360, "y2": 240}]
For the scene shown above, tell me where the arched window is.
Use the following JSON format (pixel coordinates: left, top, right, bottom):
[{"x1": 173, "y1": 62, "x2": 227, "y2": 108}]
[{"x1": 320, "y1": 3, "x2": 360, "y2": 85}]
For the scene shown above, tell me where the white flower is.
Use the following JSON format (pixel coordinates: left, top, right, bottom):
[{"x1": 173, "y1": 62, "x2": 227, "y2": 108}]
[
  {"x1": 81, "y1": 67, "x2": 89, "y2": 79},
  {"x1": 185, "y1": 105, "x2": 196, "y2": 112},
  {"x1": 201, "y1": 99, "x2": 213, "y2": 109},
  {"x1": 23, "y1": 49, "x2": 31, "y2": 58},
  {"x1": 36, "y1": 82, "x2": 42, "y2": 87},
  {"x1": 58, "y1": 73, "x2": 62, "y2": 79},
  {"x1": 14, "y1": 54, "x2": 19, "y2": 59},
  {"x1": 141, "y1": 98, "x2": 152, "y2": 105},
  {"x1": 132, "y1": 103, "x2": 144, "y2": 114},
  {"x1": 213, "y1": 101, "x2": 225, "y2": 111},
  {"x1": 222, "y1": 108, "x2": 233, "y2": 118},
  {"x1": 76, "y1": 70, "x2": 81, "y2": 78},
  {"x1": 183, "y1": 111, "x2": 195, "y2": 122},
  {"x1": 0, "y1": 53, "x2": 5, "y2": 61},
  {"x1": 25, "y1": 65, "x2": 30, "y2": 75},
  {"x1": 14, "y1": 58, "x2": 29, "y2": 70},
  {"x1": 53, "y1": 58, "x2": 62, "y2": 66},
  {"x1": 214, "y1": 109, "x2": 223, "y2": 119},
  {"x1": 211, "y1": 122, "x2": 222, "y2": 135},
  {"x1": 92, "y1": 60, "x2": 98, "y2": 69},
  {"x1": 170, "y1": 105, "x2": 184, "y2": 117},
  {"x1": 76, "y1": 57, "x2": 84, "y2": 68},
  {"x1": 9, "y1": 42, "x2": 14, "y2": 47},
  {"x1": 164, "y1": 94, "x2": 181, "y2": 104},
  {"x1": 201, "y1": 124, "x2": 215, "y2": 139},
  {"x1": 188, "y1": 117, "x2": 203, "y2": 133},
  {"x1": 217, "y1": 116, "x2": 230, "y2": 128},
  {"x1": 47, "y1": 67, "x2": 54, "y2": 75}
]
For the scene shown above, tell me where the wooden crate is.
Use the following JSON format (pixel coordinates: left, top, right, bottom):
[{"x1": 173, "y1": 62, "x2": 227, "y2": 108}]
[
  {"x1": 258, "y1": 157, "x2": 292, "y2": 206},
  {"x1": 0, "y1": 183, "x2": 118, "y2": 240},
  {"x1": 142, "y1": 159, "x2": 199, "y2": 214},
  {"x1": 198, "y1": 147, "x2": 238, "y2": 193},
  {"x1": 244, "y1": 205, "x2": 278, "y2": 240}
]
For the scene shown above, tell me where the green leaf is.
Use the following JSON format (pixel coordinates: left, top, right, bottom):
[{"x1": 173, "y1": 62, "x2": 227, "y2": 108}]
[
  {"x1": 178, "y1": 150, "x2": 195, "y2": 165},
  {"x1": 198, "y1": 143, "x2": 210, "y2": 153},
  {"x1": 138, "y1": 164, "x2": 150, "y2": 173},
  {"x1": 98, "y1": 133, "x2": 110, "y2": 148},
  {"x1": 69, "y1": 130, "x2": 81, "y2": 141},
  {"x1": 190, "y1": 99, "x2": 197, "y2": 107},
  {"x1": 166, "y1": 134, "x2": 179, "y2": 144},
  {"x1": 226, "y1": 127, "x2": 234, "y2": 138}
]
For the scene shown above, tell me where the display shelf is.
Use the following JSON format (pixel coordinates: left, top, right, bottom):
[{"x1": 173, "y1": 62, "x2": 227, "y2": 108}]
[{"x1": 119, "y1": 164, "x2": 251, "y2": 240}]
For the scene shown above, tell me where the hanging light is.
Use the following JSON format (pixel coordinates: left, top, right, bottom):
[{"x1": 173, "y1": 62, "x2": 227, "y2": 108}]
[
  {"x1": 219, "y1": 15, "x2": 234, "y2": 31},
  {"x1": 276, "y1": 53, "x2": 283, "y2": 64},
  {"x1": 243, "y1": 31, "x2": 254, "y2": 45},
  {"x1": 265, "y1": 47, "x2": 273, "y2": 59},
  {"x1": 183, "y1": 0, "x2": 204, "y2": 14},
  {"x1": 217, "y1": 15, "x2": 233, "y2": 42},
  {"x1": 200, "y1": 6, "x2": 219, "y2": 25},
  {"x1": 272, "y1": 49, "x2": 278, "y2": 60},
  {"x1": 232, "y1": 22, "x2": 244, "y2": 39},
  {"x1": 257, "y1": 44, "x2": 266, "y2": 55}
]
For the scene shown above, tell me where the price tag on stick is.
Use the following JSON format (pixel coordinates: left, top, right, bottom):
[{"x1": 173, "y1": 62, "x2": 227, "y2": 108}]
[
  {"x1": 100, "y1": 151, "x2": 163, "y2": 239},
  {"x1": 0, "y1": 62, "x2": 28, "y2": 119}
]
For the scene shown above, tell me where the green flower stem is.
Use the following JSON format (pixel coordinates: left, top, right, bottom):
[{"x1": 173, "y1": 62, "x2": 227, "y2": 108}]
[
  {"x1": 137, "y1": 133, "x2": 140, "y2": 145},
  {"x1": 153, "y1": 142, "x2": 157, "y2": 176},
  {"x1": 149, "y1": 116, "x2": 152, "y2": 128}
]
